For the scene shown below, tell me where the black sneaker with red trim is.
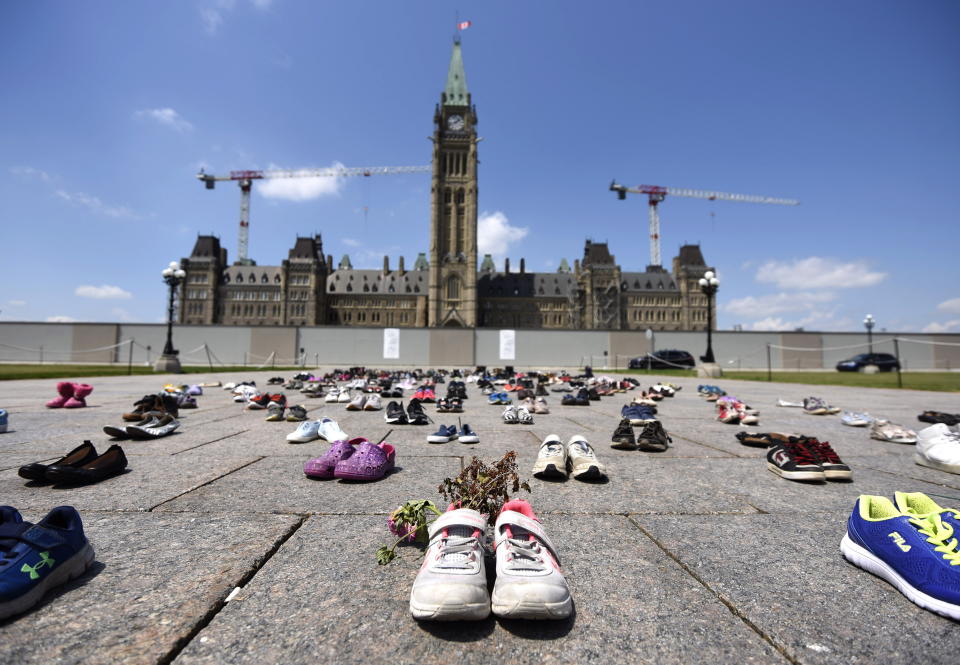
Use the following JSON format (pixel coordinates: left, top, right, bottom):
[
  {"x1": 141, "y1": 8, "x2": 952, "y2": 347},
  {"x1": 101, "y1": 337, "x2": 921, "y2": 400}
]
[
  {"x1": 766, "y1": 438, "x2": 825, "y2": 481},
  {"x1": 803, "y1": 438, "x2": 852, "y2": 481}
]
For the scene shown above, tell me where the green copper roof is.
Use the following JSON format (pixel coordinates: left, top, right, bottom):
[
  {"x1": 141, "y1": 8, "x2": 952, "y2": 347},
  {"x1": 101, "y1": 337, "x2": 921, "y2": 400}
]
[
  {"x1": 480, "y1": 254, "x2": 496, "y2": 272},
  {"x1": 414, "y1": 252, "x2": 429, "y2": 270},
  {"x1": 444, "y1": 40, "x2": 469, "y2": 107}
]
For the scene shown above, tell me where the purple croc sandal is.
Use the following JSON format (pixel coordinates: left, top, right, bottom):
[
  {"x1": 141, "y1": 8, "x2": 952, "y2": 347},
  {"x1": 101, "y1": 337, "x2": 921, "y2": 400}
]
[
  {"x1": 333, "y1": 441, "x2": 396, "y2": 481},
  {"x1": 303, "y1": 438, "x2": 364, "y2": 479}
]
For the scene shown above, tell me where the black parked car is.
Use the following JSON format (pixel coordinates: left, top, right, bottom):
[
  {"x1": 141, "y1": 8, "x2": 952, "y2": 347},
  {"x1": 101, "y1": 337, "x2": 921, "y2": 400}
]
[
  {"x1": 629, "y1": 349, "x2": 696, "y2": 370},
  {"x1": 836, "y1": 353, "x2": 900, "y2": 372}
]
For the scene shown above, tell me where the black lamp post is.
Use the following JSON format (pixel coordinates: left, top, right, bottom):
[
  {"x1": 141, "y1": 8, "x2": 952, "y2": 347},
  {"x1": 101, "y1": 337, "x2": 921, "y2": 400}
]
[
  {"x1": 864, "y1": 314, "x2": 875, "y2": 354},
  {"x1": 155, "y1": 261, "x2": 186, "y2": 373},
  {"x1": 698, "y1": 270, "x2": 719, "y2": 364}
]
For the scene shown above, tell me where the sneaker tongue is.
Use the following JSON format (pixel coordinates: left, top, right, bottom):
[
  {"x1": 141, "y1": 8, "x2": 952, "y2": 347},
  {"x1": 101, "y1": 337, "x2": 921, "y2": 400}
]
[{"x1": 439, "y1": 525, "x2": 478, "y2": 564}]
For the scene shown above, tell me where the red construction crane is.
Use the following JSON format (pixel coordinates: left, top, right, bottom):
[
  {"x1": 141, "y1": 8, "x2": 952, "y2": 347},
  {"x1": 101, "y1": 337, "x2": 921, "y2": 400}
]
[
  {"x1": 609, "y1": 181, "x2": 800, "y2": 267},
  {"x1": 197, "y1": 165, "x2": 431, "y2": 265}
]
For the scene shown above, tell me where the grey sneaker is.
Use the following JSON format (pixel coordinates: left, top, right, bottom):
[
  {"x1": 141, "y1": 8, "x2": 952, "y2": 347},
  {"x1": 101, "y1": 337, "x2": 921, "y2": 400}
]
[
  {"x1": 532, "y1": 435, "x2": 567, "y2": 479},
  {"x1": 409, "y1": 507, "x2": 490, "y2": 621},
  {"x1": 566, "y1": 435, "x2": 606, "y2": 480},
  {"x1": 265, "y1": 404, "x2": 285, "y2": 422},
  {"x1": 125, "y1": 414, "x2": 180, "y2": 439},
  {"x1": 286, "y1": 405, "x2": 308, "y2": 422}
]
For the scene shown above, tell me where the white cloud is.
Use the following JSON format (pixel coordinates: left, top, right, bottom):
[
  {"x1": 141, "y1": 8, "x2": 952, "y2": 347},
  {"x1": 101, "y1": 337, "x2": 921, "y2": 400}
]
[
  {"x1": 937, "y1": 298, "x2": 960, "y2": 315},
  {"x1": 55, "y1": 190, "x2": 142, "y2": 220},
  {"x1": 477, "y1": 211, "x2": 528, "y2": 257},
  {"x1": 756, "y1": 257, "x2": 886, "y2": 290},
  {"x1": 134, "y1": 108, "x2": 193, "y2": 132},
  {"x1": 7, "y1": 300, "x2": 26, "y2": 306},
  {"x1": 342, "y1": 238, "x2": 361, "y2": 248},
  {"x1": 10, "y1": 166, "x2": 51, "y2": 182},
  {"x1": 46, "y1": 315, "x2": 78, "y2": 323},
  {"x1": 75, "y1": 285, "x2": 133, "y2": 300},
  {"x1": 723, "y1": 291, "x2": 836, "y2": 317},
  {"x1": 922, "y1": 320, "x2": 960, "y2": 333},
  {"x1": 258, "y1": 163, "x2": 346, "y2": 201}
]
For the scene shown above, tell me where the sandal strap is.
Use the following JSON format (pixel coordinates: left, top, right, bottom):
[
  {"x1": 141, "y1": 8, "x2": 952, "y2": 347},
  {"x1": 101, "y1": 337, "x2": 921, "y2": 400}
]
[
  {"x1": 428, "y1": 509, "x2": 487, "y2": 539},
  {"x1": 494, "y1": 512, "x2": 561, "y2": 565}
]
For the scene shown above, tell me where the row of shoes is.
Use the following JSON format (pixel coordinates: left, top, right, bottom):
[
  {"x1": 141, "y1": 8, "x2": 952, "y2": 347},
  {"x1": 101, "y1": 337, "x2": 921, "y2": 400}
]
[
  {"x1": 427, "y1": 422, "x2": 479, "y2": 444},
  {"x1": 45, "y1": 382, "x2": 94, "y2": 409},
  {"x1": 533, "y1": 435, "x2": 607, "y2": 481},
  {"x1": 502, "y1": 405, "x2": 534, "y2": 424},
  {"x1": 756, "y1": 433, "x2": 852, "y2": 482},
  {"x1": 303, "y1": 438, "x2": 396, "y2": 481},
  {"x1": 384, "y1": 400, "x2": 430, "y2": 425},
  {"x1": 410, "y1": 500, "x2": 571, "y2": 621},
  {"x1": 843, "y1": 491, "x2": 960, "y2": 621},
  {"x1": 0, "y1": 505, "x2": 94, "y2": 621},
  {"x1": 104, "y1": 414, "x2": 180, "y2": 439},
  {"x1": 18, "y1": 441, "x2": 129, "y2": 485},
  {"x1": 286, "y1": 417, "x2": 348, "y2": 443},
  {"x1": 613, "y1": 405, "x2": 671, "y2": 451}
]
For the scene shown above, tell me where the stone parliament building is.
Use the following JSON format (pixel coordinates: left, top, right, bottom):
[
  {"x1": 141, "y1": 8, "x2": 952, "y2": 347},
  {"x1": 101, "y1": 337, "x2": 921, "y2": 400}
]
[{"x1": 179, "y1": 41, "x2": 714, "y2": 331}]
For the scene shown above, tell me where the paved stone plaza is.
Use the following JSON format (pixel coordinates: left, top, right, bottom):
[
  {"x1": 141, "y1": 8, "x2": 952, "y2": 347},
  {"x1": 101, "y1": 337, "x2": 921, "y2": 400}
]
[{"x1": 1, "y1": 370, "x2": 959, "y2": 664}]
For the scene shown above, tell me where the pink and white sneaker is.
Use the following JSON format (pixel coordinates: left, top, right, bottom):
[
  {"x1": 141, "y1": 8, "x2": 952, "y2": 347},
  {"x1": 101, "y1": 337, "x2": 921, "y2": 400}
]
[{"x1": 491, "y1": 500, "x2": 572, "y2": 619}]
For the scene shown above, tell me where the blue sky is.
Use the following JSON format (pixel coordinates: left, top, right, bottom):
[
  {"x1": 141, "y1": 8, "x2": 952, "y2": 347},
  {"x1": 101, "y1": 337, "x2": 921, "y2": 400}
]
[{"x1": 2, "y1": 0, "x2": 958, "y2": 332}]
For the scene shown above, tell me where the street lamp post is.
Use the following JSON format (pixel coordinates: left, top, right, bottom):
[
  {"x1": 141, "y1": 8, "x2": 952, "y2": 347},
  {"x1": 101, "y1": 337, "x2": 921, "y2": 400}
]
[
  {"x1": 864, "y1": 314, "x2": 876, "y2": 354},
  {"x1": 698, "y1": 270, "x2": 720, "y2": 364},
  {"x1": 155, "y1": 261, "x2": 186, "y2": 373}
]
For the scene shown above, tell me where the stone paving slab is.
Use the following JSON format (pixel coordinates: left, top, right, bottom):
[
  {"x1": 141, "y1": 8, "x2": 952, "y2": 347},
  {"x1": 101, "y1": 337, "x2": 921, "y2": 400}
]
[
  {"x1": 634, "y1": 512, "x2": 960, "y2": 664},
  {"x1": 0, "y1": 455, "x2": 260, "y2": 512},
  {"x1": 0, "y1": 511, "x2": 300, "y2": 665},
  {"x1": 171, "y1": 515, "x2": 784, "y2": 665},
  {"x1": 156, "y1": 454, "x2": 463, "y2": 515}
]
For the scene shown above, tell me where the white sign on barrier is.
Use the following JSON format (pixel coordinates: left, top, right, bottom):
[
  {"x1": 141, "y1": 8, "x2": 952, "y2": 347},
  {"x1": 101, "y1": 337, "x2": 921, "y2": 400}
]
[
  {"x1": 383, "y1": 328, "x2": 400, "y2": 359},
  {"x1": 499, "y1": 329, "x2": 516, "y2": 360}
]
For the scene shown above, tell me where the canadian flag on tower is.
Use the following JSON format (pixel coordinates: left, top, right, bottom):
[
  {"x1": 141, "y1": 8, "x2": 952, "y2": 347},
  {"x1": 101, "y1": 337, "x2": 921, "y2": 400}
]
[{"x1": 457, "y1": 20, "x2": 472, "y2": 30}]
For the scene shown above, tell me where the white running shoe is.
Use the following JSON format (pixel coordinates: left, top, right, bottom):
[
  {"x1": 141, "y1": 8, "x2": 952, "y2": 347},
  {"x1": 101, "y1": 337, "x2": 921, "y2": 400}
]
[
  {"x1": 517, "y1": 406, "x2": 534, "y2": 425},
  {"x1": 841, "y1": 411, "x2": 874, "y2": 427},
  {"x1": 532, "y1": 435, "x2": 567, "y2": 479},
  {"x1": 502, "y1": 405, "x2": 519, "y2": 424},
  {"x1": 324, "y1": 388, "x2": 340, "y2": 403},
  {"x1": 491, "y1": 500, "x2": 572, "y2": 619},
  {"x1": 337, "y1": 390, "x2": 352, "y2": 403},
  {"x1": 317, "y1": 417, "x2": 348, "y2": 443},
  {"x1": 409, "y1": 507, "x2": 490, "y2": 621},
  {"x1": 346, "y1": 393, "x2": 366, "y2": 411},
  {"x1": 915, "y1": 424, "x2": 960, "y2": 474},
  {"x1": 566, "y1": 435, "x2": 606, "y2": 480},
  {"x1": 363, "y1": 394, "x2": 382, "y2": 411},
  {"x1": 286, "y1": 419, "x2": 322, "y2": 443}
]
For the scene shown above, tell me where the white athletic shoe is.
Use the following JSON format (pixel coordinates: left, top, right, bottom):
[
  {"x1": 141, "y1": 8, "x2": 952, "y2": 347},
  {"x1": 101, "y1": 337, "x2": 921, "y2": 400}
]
[
  {"x1": 566, "y1": 435, "x2": 606, "y2": 480},
  {"x1": 532, "y1": 435, "x2": 567, "y2": 479},
  {"x1": 317, "y1": 417, "x2": 348, "y2": 443},
  {"x1": 346, "y1": 393, "x2": 366, "y2": 411},
  {"x1": 337, "y1": 389, "x2": 352, "y2": 403},
  {"x1": 409, "y1": 507, "x2": 490, "y2": 621},
  {"x1": 915, "y1": 424, "x2": 960, "y2": 474},
  {"x1": 286, "y1": 419, "x2": 322, "y2": 443},
  {"x1": 324, "y1": 388, "x2": 340, "y2": 403},
  {"x1": 363, "y1": 394, "x2": 382, "y2": 411},
  {"x1": 491, "y1": 500, "x2": 572, "y2": 619},
  {"x1": 502, "y1": 405, "x2": 519, "y2": 424}
]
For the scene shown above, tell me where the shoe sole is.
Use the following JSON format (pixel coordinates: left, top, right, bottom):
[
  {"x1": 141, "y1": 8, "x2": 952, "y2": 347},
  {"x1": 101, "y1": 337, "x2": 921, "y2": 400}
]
[
  {"x1": 410, "y1": 599, "x2": 490, "y2": 621},
  {"x1": 823, "y1": 467, "x2": 853, "y2": 480},
  {"x1": 286, "y1": 436, "x2": 319, "y2": 443},
  {"x1": 427, "y1": 436, "x2": 452, "y2": 443},
  {"x1": 532, "y1": 462, "x2": 567, "y2": 479},
  {"x1": 841, "y1": 533, "x2": 960, "y2": 621},
  {"x1": 570, "y1": 463, "x2": 605, "y2": 480},
  {"x1": 0, "y1": 542, "x2": 95, "y2": 621},
  {"x1": 459, "y1": 436, "x2": 479, "y2": 444},
  {"x1": 491, "y1": 593, "x2": 572, "y2": 620},
  {"x1": 914, "y1": 454, "x2": 960, "y2": 475},
  {"x1": 637, "y1": 441, "x2": 668, "y2": 452},
  {"x1": 766, "y1": 463, "x2": 825, "y2": 481},
  {"x1": 610, "y1": 440, "x2": 638, "y2": 450}
]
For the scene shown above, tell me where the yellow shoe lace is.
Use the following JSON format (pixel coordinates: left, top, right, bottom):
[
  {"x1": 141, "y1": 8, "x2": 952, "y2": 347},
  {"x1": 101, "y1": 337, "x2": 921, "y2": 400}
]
[{"x1": 909, "y1": 514, "x2": 960, "y2": 566}]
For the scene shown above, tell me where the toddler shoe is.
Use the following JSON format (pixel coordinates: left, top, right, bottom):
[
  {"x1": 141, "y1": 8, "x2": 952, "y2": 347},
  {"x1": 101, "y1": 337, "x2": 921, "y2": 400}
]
[
  {"x1": 304, "y1": 439, "x2": 359, "y2": 479},
  {"x1": 45, "y1": 382, "x2": 75, "y2": 409},
  {"x1": 333, "y1": 441, "x2": 396, "y2": 481}
]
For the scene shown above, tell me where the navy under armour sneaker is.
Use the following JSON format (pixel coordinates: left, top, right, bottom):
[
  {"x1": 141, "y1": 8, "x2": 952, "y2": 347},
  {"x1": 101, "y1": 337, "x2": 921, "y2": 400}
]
[
  {"x1": 0, "y1": 505, "x2": 94, "y2": 620},
  {"x1": 842, "y1": 494, "x2": 960, "y2": 620}
]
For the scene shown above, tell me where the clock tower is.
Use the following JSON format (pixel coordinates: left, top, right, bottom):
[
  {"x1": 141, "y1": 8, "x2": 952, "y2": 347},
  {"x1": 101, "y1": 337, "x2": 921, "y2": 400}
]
[{"x1": 428, "y1": 38, "x2": 479, "y2": 327}]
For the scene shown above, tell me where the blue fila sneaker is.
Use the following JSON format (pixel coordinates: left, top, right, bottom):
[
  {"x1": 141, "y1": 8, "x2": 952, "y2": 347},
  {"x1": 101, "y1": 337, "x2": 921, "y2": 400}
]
[
  {"x1": 0, "y1": 506, "x2": 95, "y2": 620},
  {"x1": 0, "y1": 409, "x2": 7, "y2": 433},
  {"x1": 841, "y1": 494, "x2": 960, "y2": 620}
]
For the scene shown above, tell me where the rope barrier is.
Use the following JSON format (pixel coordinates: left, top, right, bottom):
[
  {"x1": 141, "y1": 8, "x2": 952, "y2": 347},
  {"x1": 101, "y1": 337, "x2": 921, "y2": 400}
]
[{"x1": 895, "y1": 336, "x2": 960, "y2": 347}]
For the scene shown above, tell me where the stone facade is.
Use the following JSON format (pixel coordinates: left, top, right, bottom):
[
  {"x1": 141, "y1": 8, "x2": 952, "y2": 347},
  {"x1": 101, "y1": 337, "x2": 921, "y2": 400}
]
[{"x1": 178, "y1": 41, "x2": 714, "y2": 332}]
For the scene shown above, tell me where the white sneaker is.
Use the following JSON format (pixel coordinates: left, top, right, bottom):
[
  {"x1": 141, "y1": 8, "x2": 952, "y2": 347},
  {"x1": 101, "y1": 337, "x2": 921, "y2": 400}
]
[
  {"x1": 409, "y1": 507, "x2": 490, "y2": 621},
  {"x1": 566, "y1": 435, "x2": 606, "y2": 480},
  {"x1": 286, "y1": 420, "x2": 322, "y2": 443},
  {"x1": 491, "y1": 500, "x2": 572, "y2": 619},
  {"x1": 502, "y1": 405, "x2": 519, "y2": 424},
  {"x1": 317, "y1": 417, "x2": 348, "y2": 443},
  {"x1": 517, "y1": 406, "x2": 534, "y2": 425},
  {"x1": 915, "y1": 424, "x2": 960, "y2": 474},
  {"x1": 363, "y1": 394, "x2": 382, "y2": 411},
  {"x1": 346, "y1": 393, "x2": 366, "y2": 411},
  {"x1": 841, "y1": 411, "x2": 874, "y2": 427},
  {"x1": 532, "y1": 435, "x2": 567, "y2": 479},
  {"x1": 337, "y1": 390, "x2": 352, "y2": 403},
  {"x1": 324, "y1": 388, "x2": 340, "y2": 403}
]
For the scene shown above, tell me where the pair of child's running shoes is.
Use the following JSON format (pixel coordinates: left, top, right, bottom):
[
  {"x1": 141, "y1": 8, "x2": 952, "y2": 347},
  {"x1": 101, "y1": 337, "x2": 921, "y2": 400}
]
[{"x1": 844, "y1": 491, "x2": 960, "y2": 621}]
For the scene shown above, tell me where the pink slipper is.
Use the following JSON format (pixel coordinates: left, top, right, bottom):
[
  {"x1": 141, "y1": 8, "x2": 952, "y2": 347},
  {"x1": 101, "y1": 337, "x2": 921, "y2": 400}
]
[
  {"x1": 303, "y1": 438, "x2": 364, "y2": 479},
  {"x1": 46, "y1": 382, "x2": 75, "y2": 408},
  {"x1": 333, "y1": 441, "x2": 396, "y2": 481},
  {"x1": 64, "y1": 383, "x2": 93, "y2": 408}
]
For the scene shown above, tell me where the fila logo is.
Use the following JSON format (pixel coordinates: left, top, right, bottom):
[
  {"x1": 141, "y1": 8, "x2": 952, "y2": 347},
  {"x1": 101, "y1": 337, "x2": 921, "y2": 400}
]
[
  {"x1": 772, "y1": 450, "x2": 791, "y2": 466},
  {"x1": 888, "y1": 532, "x2": 911, "y2": 552}
]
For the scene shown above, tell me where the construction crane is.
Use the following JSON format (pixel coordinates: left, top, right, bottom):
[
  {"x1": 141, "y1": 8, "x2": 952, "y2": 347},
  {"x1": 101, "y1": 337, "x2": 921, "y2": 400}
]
[
  {"x1": 609, "y1": 182, "x2": 800, "y2": 267},
  {"x1": 197, "y1": 165, "x2": 432, "y2": 265}
]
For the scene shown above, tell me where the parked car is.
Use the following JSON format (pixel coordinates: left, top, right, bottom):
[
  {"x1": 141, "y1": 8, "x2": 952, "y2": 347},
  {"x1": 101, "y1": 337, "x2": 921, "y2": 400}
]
[
  {"x1": 836, "y1": 353, "x2": 900, "y2": 372},
  {"x1": 629, "y1": 349, "x2": 696, "y2": 370}
]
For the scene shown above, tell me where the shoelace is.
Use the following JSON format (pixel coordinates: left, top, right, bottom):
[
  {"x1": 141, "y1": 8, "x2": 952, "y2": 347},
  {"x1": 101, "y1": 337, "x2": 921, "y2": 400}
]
[
  {"x1": 808, "y1": 439, "x2": 842, "y2": 464},
  {"x1": 434, "y1": 528, "x2": 480, "y2": 569},
  {"x1": 541, "y1": 440, "x2": 564, "y2": 457},
  {"x1": 501, "y1": 531, "x2": 547, "y2": 572},
  {"x1": 909, "y1": 514, "x2": 960, "y2": 565},
  {"x1": 785, "y1": 439, "x2": 819, "y2": 466}
]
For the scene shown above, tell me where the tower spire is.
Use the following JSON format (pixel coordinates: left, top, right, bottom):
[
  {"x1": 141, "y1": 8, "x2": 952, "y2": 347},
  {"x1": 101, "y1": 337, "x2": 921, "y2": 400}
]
[{"x1": 443, "y1": 40, "x2": 469, "y2": 107}]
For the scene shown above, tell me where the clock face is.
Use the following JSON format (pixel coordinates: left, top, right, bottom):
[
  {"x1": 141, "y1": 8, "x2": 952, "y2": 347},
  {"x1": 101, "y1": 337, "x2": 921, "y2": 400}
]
[{"x1": 447, "y1": 114, "x2": 465, "y2": 131}]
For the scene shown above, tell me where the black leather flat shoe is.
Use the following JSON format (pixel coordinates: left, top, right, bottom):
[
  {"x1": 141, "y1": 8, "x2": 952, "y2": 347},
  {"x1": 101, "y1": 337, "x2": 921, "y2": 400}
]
[
  {"x1": 45, "y1": 444, "x2": 128, "y2": 484},
  {"x1": 19, "y1": 441, "x2": 98, "y2": 481}
]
